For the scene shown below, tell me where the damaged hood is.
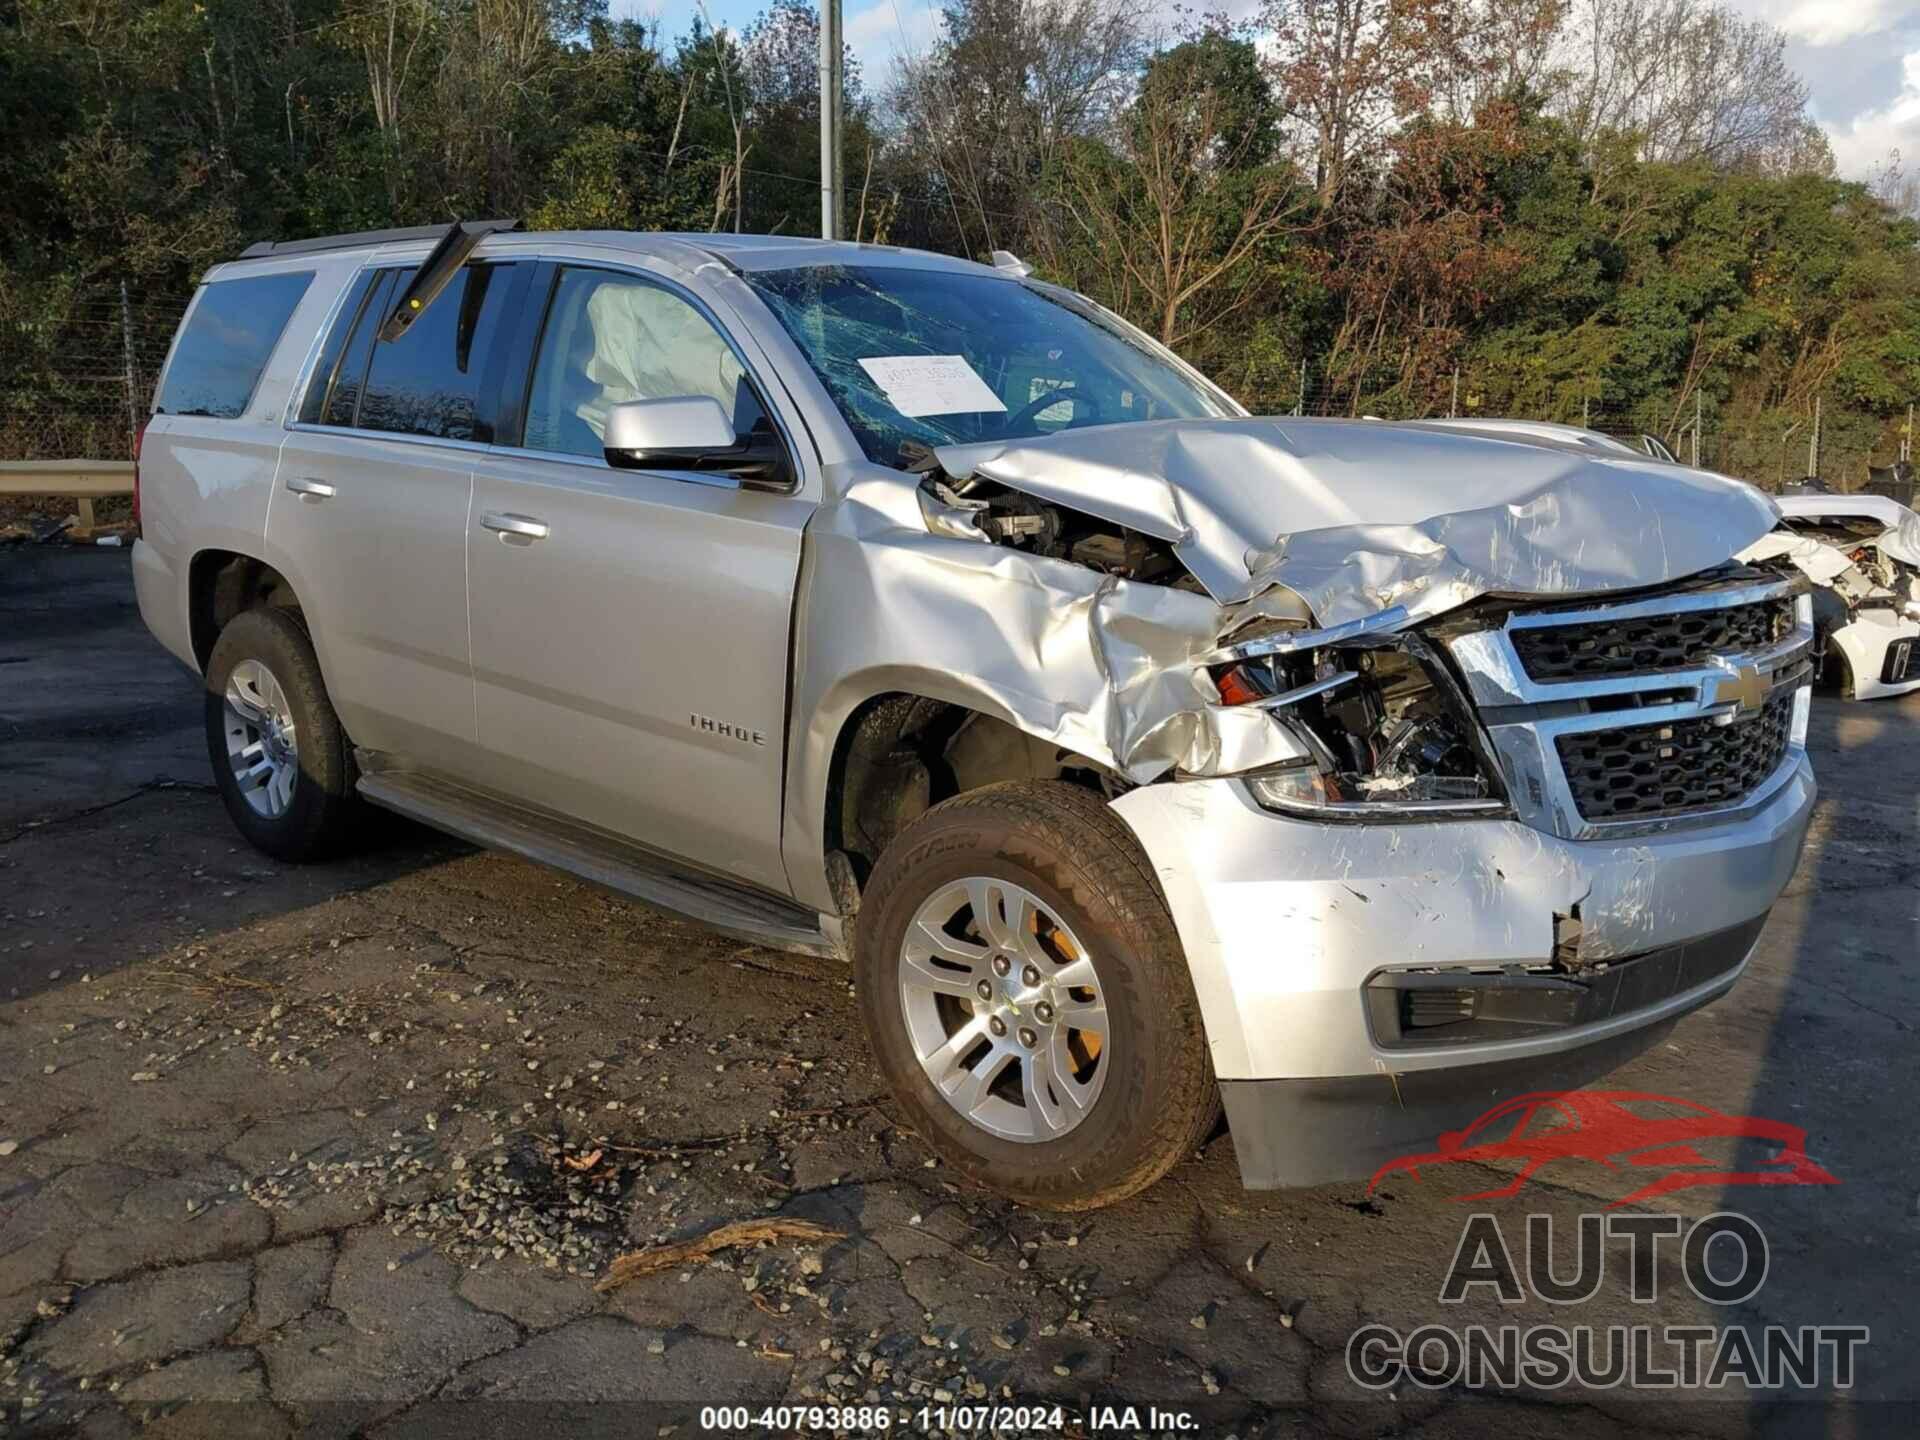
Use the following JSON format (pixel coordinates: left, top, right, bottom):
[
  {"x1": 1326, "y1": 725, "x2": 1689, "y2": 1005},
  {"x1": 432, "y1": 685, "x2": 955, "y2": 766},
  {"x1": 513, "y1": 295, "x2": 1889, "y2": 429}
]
[{"x1": 938, "y1": 417, "x2": 1781, "y2": 623}]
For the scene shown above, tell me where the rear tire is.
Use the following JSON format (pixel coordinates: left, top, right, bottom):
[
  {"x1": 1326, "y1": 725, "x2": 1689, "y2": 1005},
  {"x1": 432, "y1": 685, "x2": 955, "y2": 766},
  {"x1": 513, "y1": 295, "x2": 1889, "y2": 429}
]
[
  {"x1": 855, "y1": 781, "x2": 1218, "y2": 1209},
  {"x1": 204, "y1": 607, "x2": 361, "y2": 862}
]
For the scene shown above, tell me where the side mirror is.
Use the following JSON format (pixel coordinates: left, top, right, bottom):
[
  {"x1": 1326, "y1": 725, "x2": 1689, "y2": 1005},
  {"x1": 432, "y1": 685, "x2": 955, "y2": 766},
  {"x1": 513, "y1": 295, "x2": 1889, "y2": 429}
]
[{"x1": 603, "y1": 396, "x2": 790, "y2": 488}]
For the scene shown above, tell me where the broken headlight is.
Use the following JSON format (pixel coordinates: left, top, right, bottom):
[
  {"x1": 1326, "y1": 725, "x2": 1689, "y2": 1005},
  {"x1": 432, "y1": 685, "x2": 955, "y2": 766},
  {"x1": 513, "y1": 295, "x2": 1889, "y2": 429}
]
[{"x1": 1215, "y1": 632, "x2": 1510, "y2": 821}]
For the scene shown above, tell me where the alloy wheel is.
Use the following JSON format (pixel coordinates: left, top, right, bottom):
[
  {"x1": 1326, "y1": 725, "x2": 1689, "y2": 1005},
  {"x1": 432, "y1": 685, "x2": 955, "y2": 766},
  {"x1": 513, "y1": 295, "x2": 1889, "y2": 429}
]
[
  {"x1": 897, "y1": 877, "x2": 1110, "y2": 1143},
  {"x1": 223, "y1": 658, "x2": 299, "y2": 818}
]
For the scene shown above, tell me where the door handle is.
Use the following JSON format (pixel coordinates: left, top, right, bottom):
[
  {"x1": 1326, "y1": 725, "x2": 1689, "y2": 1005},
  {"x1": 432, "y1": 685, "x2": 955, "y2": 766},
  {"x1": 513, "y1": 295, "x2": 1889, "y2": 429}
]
[
  {"x1": 481, "y1": 511, "x2": 550, "y2": 542},
  {"x1": 285, "y1": 476, "x2": 335, "y2": 502}
]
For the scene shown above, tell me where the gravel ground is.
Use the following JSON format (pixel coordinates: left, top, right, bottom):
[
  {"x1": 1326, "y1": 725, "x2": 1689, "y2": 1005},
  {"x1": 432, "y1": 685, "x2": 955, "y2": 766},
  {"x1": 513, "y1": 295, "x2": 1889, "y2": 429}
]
[{"x1": 2, "y1": 547, "x2": 1917, "y2": 1438}]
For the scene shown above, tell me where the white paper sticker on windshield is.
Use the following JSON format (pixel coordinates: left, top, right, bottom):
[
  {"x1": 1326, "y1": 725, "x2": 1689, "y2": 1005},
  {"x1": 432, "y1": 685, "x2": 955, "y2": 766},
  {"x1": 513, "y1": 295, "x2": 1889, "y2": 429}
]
[{"x1": 858, "y1": 355, "x2": 1007, "y2": 418}]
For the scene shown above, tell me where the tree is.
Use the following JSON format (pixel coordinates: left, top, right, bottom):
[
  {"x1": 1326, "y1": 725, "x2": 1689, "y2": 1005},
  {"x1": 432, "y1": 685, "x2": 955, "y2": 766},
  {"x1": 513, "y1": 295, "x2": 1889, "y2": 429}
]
[
  {"x1": 1315, "y1": 101, "x2": 1539, "y2": 412},
  {"x1": 740, "y1": 0, "x2": 877, "y2": 234},
  {"x1": 885, "y1": 0, "x2": 1151, "y2": 256},
  {"x1": 1032, "y1": 30, "x2": 1307, "y2": 347},
  {"x1": 1259, "y1": 0, "x2": 1428, "y2": 206},
  {"x1": 2, "y1": 0, "x2": 1917, "y2": 487},
  {"x1": 1553, "y1": 0, "x2": 1824, "y2": 173}
]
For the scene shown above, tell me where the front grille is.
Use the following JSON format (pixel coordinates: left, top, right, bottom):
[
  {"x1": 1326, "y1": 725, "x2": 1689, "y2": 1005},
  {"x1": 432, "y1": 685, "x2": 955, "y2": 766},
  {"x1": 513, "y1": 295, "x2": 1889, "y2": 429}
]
[
  {"x1": 1555, "y1": 691, "x2": 1794, "y2": 820},
  {"x1": 1513, "y1": 596, "x2": 1793, "y2": 682},
  {"x1": 1885, "y1": 638, "x2": 1915, "y2": 686}
]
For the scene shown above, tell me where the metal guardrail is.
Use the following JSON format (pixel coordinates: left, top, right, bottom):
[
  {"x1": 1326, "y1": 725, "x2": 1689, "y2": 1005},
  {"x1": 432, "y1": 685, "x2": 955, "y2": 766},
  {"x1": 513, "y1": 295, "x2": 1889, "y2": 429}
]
[
  {"x1": 0, "y1": 460, "x2": 135, "y2": 498},
  {"x1": 0, "y1": 460, "x2": 135, "y2": 536}
]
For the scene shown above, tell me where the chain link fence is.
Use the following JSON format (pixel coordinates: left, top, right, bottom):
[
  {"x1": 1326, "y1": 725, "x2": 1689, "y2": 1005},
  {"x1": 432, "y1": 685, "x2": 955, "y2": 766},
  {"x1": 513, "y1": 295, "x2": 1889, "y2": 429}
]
[{"x1": 0, "y1": 287, "x2": 189, "y2": 466}]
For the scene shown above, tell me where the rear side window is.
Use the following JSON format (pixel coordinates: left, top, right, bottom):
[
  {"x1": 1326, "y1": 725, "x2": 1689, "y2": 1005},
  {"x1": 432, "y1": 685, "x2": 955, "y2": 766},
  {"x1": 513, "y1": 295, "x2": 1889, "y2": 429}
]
[
  {"x1": 297, "y1": 268, "x2": 385, "y2": 427},
  {"x1": 355, "y1": 263, "x2": 515, "y2": 442},
  {"x1": 157, "y1": 271, "x2": 314, "y2": 418}
]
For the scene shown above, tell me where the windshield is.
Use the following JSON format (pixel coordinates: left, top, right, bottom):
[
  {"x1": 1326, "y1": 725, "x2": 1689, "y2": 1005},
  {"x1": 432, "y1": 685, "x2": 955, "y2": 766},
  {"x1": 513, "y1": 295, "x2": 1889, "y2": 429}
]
[{"x1": 744, "y1": 264, "x2": 1230, "y2": 467}]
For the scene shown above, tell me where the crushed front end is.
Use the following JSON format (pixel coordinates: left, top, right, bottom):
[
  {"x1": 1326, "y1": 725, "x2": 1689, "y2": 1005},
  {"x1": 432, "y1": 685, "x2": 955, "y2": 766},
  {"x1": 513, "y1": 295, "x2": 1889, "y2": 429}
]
[
  {"x1": 1112, "y1": 564, "x2": 1818, "y2": 1187},
  {"x1": 812, "y1": 417, "x2": 1820, "y2": 1189}
]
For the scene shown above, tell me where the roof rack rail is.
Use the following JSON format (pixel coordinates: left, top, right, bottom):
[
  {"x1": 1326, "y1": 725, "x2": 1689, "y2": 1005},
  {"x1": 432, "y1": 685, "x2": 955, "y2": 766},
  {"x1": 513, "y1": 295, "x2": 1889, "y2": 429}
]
[{"x1": 237, "y1": 218, "x2": 521, "y2": 260}]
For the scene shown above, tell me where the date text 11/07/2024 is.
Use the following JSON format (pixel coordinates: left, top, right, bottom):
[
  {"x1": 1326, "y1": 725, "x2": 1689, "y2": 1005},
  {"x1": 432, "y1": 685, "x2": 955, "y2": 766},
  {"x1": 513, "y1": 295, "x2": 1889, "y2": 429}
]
[{"x1": 697, "y1": 1404, "x2": 1199, "y2": 1431}]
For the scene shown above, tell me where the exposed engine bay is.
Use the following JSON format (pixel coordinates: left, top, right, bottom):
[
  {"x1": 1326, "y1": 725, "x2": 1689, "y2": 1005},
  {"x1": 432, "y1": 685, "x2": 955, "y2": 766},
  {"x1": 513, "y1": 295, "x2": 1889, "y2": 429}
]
[
  {"x1": 914, "y1": 444, "x2": 1525, "y2": 813},
  {"x1": 1741, "y1": 499, "x2": 1920, "y2": 699},
  {"x1": 805, "y1": 416, "x2": 1789, "y2": 800},
  {"x1": 1778, "y1": 516, "x2": 1920, "y2": 608},
  {"x1": 913, "y1": 459, "x2": 1500, "y2": 804},
  {"x1": 911, "y1": 454, "x2": 1202, "y2": 590},
  {"x1": 976, "y1": 488, "x2": 1189, "y2": 585},
  {"x1": 1747, "y1": 498, "x2": 1919, "y2": 614},
  {"x1": 905, "y1": 432, "x2": 1801, "y2": 809}
]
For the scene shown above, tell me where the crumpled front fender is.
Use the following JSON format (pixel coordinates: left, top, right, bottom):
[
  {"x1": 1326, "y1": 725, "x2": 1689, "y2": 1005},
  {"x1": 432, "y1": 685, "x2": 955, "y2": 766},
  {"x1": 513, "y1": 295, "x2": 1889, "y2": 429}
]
[{"x1": 781, "y1": 470, "x2": 1316, "y2": 909}]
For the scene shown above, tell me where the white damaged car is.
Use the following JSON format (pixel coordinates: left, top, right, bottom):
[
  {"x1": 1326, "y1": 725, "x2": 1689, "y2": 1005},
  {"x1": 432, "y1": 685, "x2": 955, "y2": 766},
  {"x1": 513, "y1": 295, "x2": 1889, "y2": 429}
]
[{"x1": 1744, "y1": 493, "x2": 1920, "y2": 700}]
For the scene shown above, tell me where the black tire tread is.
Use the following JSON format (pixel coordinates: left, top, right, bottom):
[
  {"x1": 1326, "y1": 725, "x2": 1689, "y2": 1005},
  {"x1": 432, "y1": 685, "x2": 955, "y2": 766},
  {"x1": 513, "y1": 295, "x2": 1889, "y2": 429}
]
[
  {"x1": 856, "y1": 779, "x2": 1218, "y2": 1210},
  {"x1": 204, "y1": 606, "x2": 361, "y2": 862}
]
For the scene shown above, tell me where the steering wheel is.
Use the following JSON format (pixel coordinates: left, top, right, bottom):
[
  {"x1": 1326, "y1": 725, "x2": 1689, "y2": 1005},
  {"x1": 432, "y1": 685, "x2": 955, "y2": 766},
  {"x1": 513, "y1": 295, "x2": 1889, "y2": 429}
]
[{"x1": 1003, "y1": 386, "x2": 1103, "y2": 434}]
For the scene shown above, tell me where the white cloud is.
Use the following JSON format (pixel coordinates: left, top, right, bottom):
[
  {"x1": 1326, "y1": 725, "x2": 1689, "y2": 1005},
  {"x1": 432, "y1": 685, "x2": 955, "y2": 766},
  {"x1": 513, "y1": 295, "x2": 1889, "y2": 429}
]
[
  {"x1": 1738, "y1": 0, "x2": 1905, "y2": 47},
  {"x1": 845, "y1": 0, "x2": 943, "y2": 83},
  {"x1": 1821, "y1": 45, "x2": 1920, "y2": 178}
]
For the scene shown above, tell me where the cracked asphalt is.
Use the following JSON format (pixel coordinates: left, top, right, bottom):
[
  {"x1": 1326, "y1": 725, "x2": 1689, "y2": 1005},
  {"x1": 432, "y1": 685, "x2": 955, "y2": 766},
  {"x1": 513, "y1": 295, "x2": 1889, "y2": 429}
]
[{"x1": 2, "y1": 547, "x2": 1917, "y2": 1438}]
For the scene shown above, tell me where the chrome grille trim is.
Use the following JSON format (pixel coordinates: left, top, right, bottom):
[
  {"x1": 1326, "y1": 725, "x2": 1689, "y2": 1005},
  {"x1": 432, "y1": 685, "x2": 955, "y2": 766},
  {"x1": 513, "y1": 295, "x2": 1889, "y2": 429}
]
[
  {"x1": 1512, "y1": 594, "x2": 1792, "y2": 683},
  {"x1": 1444, "y1": 578, "x2": 1815, "y2": 839},
  {"x1": 1447, "y1": 578, "x2": 1807, "y2": 710},
  {"x1": 1554, "y1": 689, "x2": 1795, "y2": 820}
]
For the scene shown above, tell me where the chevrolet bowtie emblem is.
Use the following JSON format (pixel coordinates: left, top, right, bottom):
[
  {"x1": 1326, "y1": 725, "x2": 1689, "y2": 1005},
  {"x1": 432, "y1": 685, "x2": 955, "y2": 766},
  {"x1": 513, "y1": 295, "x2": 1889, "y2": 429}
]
[{"x1": 1709, "y1": 663, "x2": 1769, "y2": 719}]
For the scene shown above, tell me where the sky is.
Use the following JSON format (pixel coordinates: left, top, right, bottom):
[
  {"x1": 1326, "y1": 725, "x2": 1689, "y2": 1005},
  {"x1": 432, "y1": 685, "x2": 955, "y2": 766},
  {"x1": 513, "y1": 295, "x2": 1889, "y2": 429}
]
[
  {"x1": 610, "y1": 0, "x2": 1920, "y2": 184},
  {"x1": 1760, "y1": 0, "x2": 1920, "y2": 181}
]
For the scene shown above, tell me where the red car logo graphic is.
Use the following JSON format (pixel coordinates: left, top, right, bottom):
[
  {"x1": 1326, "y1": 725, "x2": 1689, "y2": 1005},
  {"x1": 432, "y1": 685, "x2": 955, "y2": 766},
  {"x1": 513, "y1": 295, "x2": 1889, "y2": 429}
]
[{"x1": 1367, "y1": 1090, "x2": 1840, "y2": 1208}]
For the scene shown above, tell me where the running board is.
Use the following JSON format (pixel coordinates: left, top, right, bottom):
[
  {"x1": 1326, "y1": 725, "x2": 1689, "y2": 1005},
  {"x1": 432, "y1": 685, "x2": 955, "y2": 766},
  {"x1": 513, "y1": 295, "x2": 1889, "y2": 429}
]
[{"x1": 355, "y1": 767, "x2": 835, "y2": 958}]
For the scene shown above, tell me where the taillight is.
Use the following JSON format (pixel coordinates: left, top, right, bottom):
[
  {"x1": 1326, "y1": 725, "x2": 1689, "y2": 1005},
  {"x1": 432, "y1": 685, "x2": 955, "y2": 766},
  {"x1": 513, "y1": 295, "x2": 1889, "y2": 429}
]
[{"x1": 131, "y1": 418, "x2": 148, "y2": 534}]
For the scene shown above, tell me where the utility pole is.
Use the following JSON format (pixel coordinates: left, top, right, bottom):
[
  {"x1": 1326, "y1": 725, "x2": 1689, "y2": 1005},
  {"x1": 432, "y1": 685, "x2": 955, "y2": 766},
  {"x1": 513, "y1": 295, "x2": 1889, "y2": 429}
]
[
  {"x1": 818, "y1": 0, "x2": 843, "y2": 239},
  {"x1": 1449, "y1": 365, "x2": 1459, "y2": 419},
  {"x1": 1903, "y1": 403, "x2": 1913, "y2": 464},
  {"x1": 1808, "y1": 396, "x2": 1821, "y2": 479},
  {"x1": 1693, "y1": 390, "x2": 1701, "y2": 468},
  {"x1": 1295, "y1": 358, "x2": 1306, "y2": 416}
]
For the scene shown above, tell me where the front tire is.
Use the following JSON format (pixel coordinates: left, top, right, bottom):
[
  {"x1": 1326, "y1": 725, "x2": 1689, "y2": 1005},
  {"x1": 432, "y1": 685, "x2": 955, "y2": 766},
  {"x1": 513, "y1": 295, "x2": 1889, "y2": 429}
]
[
  {"x1": 204, "y1": 607, "x2": 361, "y2": 862},
  {"x1": 855, "y1": 781, "x2": 1217, "y2": 1209}
]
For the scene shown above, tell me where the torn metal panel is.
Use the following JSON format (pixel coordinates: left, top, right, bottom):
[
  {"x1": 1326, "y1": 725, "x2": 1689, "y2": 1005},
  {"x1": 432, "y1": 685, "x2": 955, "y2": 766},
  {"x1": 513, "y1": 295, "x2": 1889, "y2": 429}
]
[
  {"x1": 1777, "y1": 492, "x2": 1920, "y2": 568},
  {"x1": 937, "y1": 417, "x2": 1781, "y2": 622},
  {"x1": 786, "y1": 466, "x2": 1312, "y2": 837},
  {"x1": 1745, "y1": 493, "x2": 1920, "y2": 699},
  {"x1": 794, "y1": 416, "x2": 1795, "y2": 834}
]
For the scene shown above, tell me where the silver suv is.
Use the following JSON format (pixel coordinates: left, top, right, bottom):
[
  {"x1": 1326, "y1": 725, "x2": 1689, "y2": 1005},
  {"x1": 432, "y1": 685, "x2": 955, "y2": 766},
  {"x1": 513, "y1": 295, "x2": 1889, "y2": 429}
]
[{"x1": 133, "y1": 223, "x2": 1817, "y2": 1209}]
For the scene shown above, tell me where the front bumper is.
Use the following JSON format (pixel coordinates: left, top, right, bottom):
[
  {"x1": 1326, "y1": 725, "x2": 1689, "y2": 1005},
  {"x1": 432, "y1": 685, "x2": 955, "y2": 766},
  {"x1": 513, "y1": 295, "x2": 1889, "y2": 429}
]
[
  {"x1": 1830, "y1": 609, "x2": 1920, "y2": 700},
  {"x1": 1107, "y1": 757, "x2": 1815, "y2": 1186},
  {"x1": 1218, "y1": 1011, "x2": 1697, "y2": 1188}
]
